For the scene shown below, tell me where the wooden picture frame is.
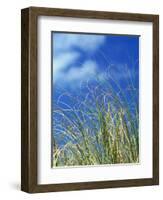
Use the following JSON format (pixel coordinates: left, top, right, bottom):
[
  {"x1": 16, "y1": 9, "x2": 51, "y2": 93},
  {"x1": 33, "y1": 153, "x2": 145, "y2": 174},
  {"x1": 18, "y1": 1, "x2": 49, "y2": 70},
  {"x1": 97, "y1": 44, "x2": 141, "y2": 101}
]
[{"x1": 21, "y1": 7, "x2": 159, "y2": 193}]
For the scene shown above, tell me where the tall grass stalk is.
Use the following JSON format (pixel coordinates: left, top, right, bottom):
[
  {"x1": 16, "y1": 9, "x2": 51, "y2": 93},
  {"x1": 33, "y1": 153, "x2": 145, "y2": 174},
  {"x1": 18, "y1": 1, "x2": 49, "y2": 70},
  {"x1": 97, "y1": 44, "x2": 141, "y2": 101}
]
[{"x1": 52, "y1": 66, "x2": 139, "y2": 167}]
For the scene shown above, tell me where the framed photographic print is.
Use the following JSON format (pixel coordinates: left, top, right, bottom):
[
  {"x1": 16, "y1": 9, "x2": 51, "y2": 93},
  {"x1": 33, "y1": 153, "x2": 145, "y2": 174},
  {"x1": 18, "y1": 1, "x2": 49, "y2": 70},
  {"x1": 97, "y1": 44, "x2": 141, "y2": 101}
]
[{"x1": 21, "y1": 7, "x2": 159, "y2": 193}]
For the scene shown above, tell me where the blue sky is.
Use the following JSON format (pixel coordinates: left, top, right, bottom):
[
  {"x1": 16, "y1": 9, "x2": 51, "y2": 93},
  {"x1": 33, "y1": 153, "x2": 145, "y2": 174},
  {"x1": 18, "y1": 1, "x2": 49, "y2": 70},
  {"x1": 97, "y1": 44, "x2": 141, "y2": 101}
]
[
  {"x1": 52, "y1": 32, "x2": 139, "y2": 102},
  {"x1": 52, "y1": 32, "x2": 139, "y2": 144}
]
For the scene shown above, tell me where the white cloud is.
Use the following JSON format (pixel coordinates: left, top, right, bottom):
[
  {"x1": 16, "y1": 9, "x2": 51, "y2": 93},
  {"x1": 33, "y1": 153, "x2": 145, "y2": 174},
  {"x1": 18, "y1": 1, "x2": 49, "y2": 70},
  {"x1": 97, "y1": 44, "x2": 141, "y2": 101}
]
[
  {"x1": 53, "y1": 51, "x2": 80, "y2": 75},
  {"x1": 65, "y1": 60, "x2": 97, "y2": 82},
  {"x1": 54, "y1": 33, "x2": 106, "y2": 53},
  {"x1": 55, "y1": 60, "x2": 98, "y2": 86},
  {"x1": 53, "y1": 33, "x2": 106, "y2": 86}
]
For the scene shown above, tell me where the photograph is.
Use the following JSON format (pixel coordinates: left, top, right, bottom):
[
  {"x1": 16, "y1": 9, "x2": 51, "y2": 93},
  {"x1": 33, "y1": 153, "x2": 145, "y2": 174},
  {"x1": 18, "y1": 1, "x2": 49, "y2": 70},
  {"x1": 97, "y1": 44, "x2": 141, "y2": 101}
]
[{"x1": 52, "y1": 32, "x2": 139, "y2": 167}]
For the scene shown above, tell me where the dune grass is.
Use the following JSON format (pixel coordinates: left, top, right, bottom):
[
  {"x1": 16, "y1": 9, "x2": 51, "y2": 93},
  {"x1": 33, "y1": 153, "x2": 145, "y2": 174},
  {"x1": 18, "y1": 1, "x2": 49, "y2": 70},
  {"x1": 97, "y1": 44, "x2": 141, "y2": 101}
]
[{"x1": 52, "y1": 69, "x2": 139, "y2": 167}]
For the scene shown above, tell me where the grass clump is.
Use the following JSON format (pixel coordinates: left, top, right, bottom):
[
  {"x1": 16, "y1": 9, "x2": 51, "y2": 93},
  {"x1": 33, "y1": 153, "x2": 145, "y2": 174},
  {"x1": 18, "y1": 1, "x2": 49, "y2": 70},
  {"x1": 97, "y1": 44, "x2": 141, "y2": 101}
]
[{"x1": 52, "y1": 70, "x2": 139, "y2": 167}]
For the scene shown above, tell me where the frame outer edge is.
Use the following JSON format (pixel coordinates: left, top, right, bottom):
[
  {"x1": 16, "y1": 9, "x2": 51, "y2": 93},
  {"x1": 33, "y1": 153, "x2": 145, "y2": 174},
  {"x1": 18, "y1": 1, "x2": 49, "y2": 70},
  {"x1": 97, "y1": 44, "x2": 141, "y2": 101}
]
[
  {"x1": 152, "y1": 15, "x2": 159, "y2": 185},
  {"x1": 21, "y1": 7, "x2": 38, "y2": 193},
  {"x1": 21, "y1": 8, "x2": 30, "y2": 192},
  {"x1": 28, "y1": 6, "x2": 157, "y2": 22}
]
